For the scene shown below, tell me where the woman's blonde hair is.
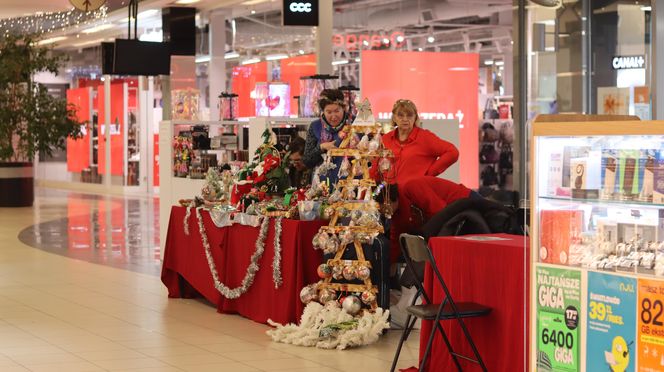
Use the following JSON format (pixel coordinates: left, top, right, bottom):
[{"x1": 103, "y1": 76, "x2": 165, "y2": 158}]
[{"x1": 391, "y1": 99, "x2": 420, "y2": 127}]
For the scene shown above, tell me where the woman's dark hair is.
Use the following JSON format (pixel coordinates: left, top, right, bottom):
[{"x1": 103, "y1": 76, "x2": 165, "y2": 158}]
[
  {"x1": 287, "y1": 136, "x2": 306, "y2": 155},
  {"x1": 318, "y1": 89, "x2": 346, "y2": 112},
  {"x1": 374, "y1": 183, "x2": 399, "y2": 204}
]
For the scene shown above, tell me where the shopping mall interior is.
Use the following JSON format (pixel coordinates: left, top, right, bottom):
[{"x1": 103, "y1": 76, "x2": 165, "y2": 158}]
[{"x1": 0, "y1": 0, "x2": 660, "y2": 371}]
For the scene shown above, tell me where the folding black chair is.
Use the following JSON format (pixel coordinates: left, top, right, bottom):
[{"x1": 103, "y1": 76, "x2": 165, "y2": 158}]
[{"x1": 390, "y1": 234, "x2": 491, "y2": 372}]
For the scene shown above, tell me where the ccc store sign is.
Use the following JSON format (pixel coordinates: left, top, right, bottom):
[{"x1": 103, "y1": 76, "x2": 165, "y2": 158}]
[
  {"x1": 283, "y1": 0, "x2": 318, "y2": 26},
  {"x1": 289, "y1": 2, "x2": 312, "y2": 12}
]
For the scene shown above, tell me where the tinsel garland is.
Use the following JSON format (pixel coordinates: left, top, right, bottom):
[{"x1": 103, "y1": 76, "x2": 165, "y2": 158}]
[
  {"x1": 272, "y1": 217, "x2": 283, "y2": 289},
  {"x1": 183, "y1": 206, "x2": 193, "y2": 235},
  {"x1": 196, "y1": 208, "x2": 270, "y2": 299}
]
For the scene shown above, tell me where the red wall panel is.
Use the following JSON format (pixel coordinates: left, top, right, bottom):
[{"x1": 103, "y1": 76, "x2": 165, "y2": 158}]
[
  {"x1": 280, "y1": 54, "x2": 317, "y2": 116},
  {"x1": 66, "y1": 88, "x2": 91, "y2": 172},
  {"x1": 361, "y1": 50, "x2": 479, "y2": 188},
  {"x1": 232, "y1": 62, "x2": 268, "y2": 117},
  {"x1": 97, "y1": 83, "x2": 125, "y2": 176}
]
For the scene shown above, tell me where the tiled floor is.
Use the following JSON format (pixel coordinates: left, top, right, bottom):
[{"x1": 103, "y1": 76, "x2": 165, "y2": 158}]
[{"x1": 0, "y1": 187, "x2": 420, "y2": 371}]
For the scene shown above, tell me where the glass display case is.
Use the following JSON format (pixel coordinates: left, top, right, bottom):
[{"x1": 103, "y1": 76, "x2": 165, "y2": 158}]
[
  {"x1": 298, "y1": 74, "x2": 339, "y2": 117},
  {"x1": 530, "y1": 119, "x2": 664, "y2": 371}
]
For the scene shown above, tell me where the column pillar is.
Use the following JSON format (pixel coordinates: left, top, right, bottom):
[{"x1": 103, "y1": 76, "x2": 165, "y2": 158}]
[
  {"x1": 316, "y1": 0, "x2": 333, "y2": 74},
  {"x1": 209, "y1": 11, "x2": 228, "y2": 121}
]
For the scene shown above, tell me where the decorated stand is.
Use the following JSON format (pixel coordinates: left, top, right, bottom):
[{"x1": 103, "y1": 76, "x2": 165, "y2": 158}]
[{"x1": 268, "y1": 98, "x2": 393, "y2": 349}]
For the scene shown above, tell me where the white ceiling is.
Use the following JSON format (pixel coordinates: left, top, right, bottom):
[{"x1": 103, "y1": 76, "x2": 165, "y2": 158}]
[{"x1": 0, "y1": 0, "x2": 73, "y2": 19}]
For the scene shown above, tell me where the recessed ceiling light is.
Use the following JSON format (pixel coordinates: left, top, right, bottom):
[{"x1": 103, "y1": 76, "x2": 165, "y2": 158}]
[
  {"x1": 175, "y1": 0, "x2": 200, "y2": 4},
  {"x1": 427, "y1": 36, "x2": 435, "y2": 43},
  {"x1": 396, "y1": 35, "x2": 405, "y2": 43},
  {"x1": 298, "y1": 49, "x2": 305, "y2": 54},
  {"x1": 82, "y1": 24, "x2": 114, "y2": 34},
  {"x1": 37, "y1": 36, "x2": 67, "y2": 45}
]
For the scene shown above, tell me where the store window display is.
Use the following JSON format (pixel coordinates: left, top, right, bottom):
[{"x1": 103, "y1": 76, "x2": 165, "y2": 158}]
[
  {"x1": 375, "y1": 99, "x2": 459, "y2": 262},
  {"x1": 302, "y1": 89, "x2": 349, "y2": 185}
]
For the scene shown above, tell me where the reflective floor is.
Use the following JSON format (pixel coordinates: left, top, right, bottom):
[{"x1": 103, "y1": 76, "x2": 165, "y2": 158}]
[
  {"x1": 17, "y1": 189, "x2": 161, "y2": 276},
  {"x1": 0, "y1": 187, "x2": 420, "y2": 372}
]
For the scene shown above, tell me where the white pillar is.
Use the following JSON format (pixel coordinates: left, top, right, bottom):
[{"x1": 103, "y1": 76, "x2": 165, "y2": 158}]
[
  {"x1": 653, "y1": 1, "x2": 664, "y2": 119},
  {"x1": 104, "y1": 75, "x2": 111, "y2": 187},
  {"x1": 209, "y1": 11, "x2": 227, "y2": 121},
  {"x1": 316, "y1": 0, "x2": 333, "y2": 74}
]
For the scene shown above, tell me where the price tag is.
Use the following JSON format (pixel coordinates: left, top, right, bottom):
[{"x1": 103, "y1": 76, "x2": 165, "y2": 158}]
[{"x1": 638, "y1": 279, "x2": 664, "y2": 371}]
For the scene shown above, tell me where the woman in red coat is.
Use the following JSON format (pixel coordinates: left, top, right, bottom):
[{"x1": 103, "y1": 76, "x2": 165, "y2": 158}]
[{"x1": 377, "y1": 99, "x2": 459, "y2": 263}]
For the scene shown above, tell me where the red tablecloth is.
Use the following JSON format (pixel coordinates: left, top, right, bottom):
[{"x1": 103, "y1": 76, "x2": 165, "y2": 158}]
[
  {"x1": 419, "y1": 233, "x2": 529, "y2": 371},
  {"x1": 161, "y1": 206, "x2": 325, "y2": 324}
]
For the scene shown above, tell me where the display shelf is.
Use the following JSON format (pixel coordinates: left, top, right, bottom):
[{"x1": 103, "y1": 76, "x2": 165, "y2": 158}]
[
  {"x1": 529, "y1": 117, "x2": 664, "y2": 372},
  {"x1": 538, "y1": 195, "x2": 664, "y2": 209}
]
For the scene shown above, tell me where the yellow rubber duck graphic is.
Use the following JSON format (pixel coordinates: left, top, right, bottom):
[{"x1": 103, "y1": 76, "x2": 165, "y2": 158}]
[{"x1": 604, "y1": 336, "x2": 631, "y2": 372}]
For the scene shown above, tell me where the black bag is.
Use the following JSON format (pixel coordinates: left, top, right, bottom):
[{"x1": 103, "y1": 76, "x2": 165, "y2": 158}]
[
  {"x1": 479, "y1": 122, "x2": 499, "y2": 142},
  {"x1": 480, "y1": 144, "x2": 499, "y2": 164},
  {"x1": 483, "y1": 98, "x2": 499, "y2": 119},
  {"x1": 499, "y1": 144, "x2": 513, "y2": 174},
  {"x1": 481, "y1": 165, "x2": 499, "y2": 186}
]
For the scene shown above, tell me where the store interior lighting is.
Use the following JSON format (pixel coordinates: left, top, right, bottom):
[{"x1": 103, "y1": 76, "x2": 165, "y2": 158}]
[
  {"x1": 396, "y1": 35, "x2": 405, "y2": 43},
  {"x1": 37, "y1": 36, "x2": 67, "y2": 45},
  {"x1": 175, "y1": 0, "x2": 201, "y2": 4},
  {"x1": 332, "y1": 59, "x2": 349, "y2": 66},
  {"x1": 82, "y1": 24, "x2": 114, "y2": 34},
  {"x1": 484, "y1": 60, "x2": 494, "y2": 66},
  {"x1": 241, "y1": 57, "x2": 261, "y2": 65},
  {"x1": 641, "y1": 6, "x2": 652, "y2": 11},
  {"x1": 225, "y1": 51, "x2": 240, "y2": 59},
  {"x1": 195, "y1": 55, "x2": 211, "y2": 63},
  {"x1": 266, "y1": 53, "x2": 288, "y2": 61},
  {"x1": 427, "y1": 35, "x2": 435, "y2": 43},
  {"x1": 382, "y1": 37, "x2": 389, "y2": 44},
  {"x1": 298, "y1": 49, "x2": 305, "y2": 55},
  {"x1": 495, "y1": 60, "x2": 504, "y2": 66}
]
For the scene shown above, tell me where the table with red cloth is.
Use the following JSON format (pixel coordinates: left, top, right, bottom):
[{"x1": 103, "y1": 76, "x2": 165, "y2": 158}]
[
  {"x1": 161, "y1": 206, "x2": 326, "y2": 325},
  {"x1": 418, "y1": 233, "x2": 529, "y2": 372}
]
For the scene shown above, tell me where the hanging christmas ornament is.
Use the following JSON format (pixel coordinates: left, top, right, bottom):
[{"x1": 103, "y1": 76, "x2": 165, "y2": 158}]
[
  {"x1": 338, "y1": 157, "x2": 351, "y2": 179},
  {"x1": 342, "y1": 295, "x2": 362, "y2": 315},
  {"x1": 300, "y1": 284, "x2": 318, "y2": 304},
  {"x1": 323, "y1": 206, "x2": 335, "y2": 219},
  {"x1": 317, "y1": 263, "x2": 333, "y2": 279},
  {"x1": 332, "y1": 264, "x2": 344, "y2": 280},
  {"x1": 361, "y1": 291, "x2": 376, "y2": 305},
  {"x1": 357, "y1": 134, "x2": 370, "y2": 151},
  {"x1": 318, "y1": 288, "x2": 337, "y2": 304},
  {"x1": 350, "y1": 209, "x2": 363, "y2": 224},
  {"x1": 356, "y1": 265, "x2": 371, "y2": 281},
  {"x1": 328, "y1": 189, "x2": 342, "y2": 203},
  {"x1": 349, "y1": 133, "x2": 360, "y2": 149},
  {"x1": 324, "y1": 235, "x2": 340, "y2": 254},
  {"x1": 379, "y1": 157, "x2": 391, "y2": 172},
  {"x1": 342, "y1": 265, "x2": 357, "y2": 281},
  {"x1": 352, "y1": 159, "x2": 362, "y2": 177},
  {"x1": 339, "y1": 228, "x2": 354, "y2": 246}
]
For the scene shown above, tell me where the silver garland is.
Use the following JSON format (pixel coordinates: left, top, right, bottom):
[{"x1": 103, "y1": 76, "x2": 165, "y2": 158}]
[
  {"x1": 272, "y1": 217, "x2": 283, "y2": 289},
  {"x1": 184, "y1": 206, "x2": 192, "y2": 235},
  {"x1": 196, "y1": 208, "x2": 270, "y2": 299}
]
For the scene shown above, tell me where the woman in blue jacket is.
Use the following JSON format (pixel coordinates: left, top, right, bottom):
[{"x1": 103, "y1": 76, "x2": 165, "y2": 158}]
[{"x1": 302, "y1": 89, "x2": 348, "y2": 186}]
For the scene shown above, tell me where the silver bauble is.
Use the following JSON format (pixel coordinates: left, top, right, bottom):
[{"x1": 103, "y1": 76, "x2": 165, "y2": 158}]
[{"x1": 342, "y1": 295, "x2": 362, "y2": 315}]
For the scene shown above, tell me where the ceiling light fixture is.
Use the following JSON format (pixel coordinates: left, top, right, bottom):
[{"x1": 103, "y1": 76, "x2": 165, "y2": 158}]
[
  {"x1": 484, "y1": 60, "x2": 494, "y2": 66},
  {"x1": 241, "y1": 58, "x2": 262, "y2": 65},
  {"x1": 37, "y1": 36, "x2": 67, "y2": 45},
  {"x1": 396, "y1": 35, "x2": 405, "y2": 43},
  {"x1": 427, "y1": 36, "x2": 435, "y2": 43},
  {"x1": 225, "y1": 52, "x2": 240, "y2": 59},
  {"x1": 641, "y1": 5, "x2": 652, "y2": 11},
  {"x1": 242, "y1": 0, "x2": 270, "y2": 5},
  {"x1": 266, "y1": 53, "x2": 288, "y2": 61},
  {"x1": 298, "y1": 49, "x2": 305, "y2": 54},
  {"x1": 195, "y1": 55, "x2": 211, "y2": 63},
  {"x1": 495, "y1": 60, "x2": 505, "y2": 66},
  {"x1": 175, "y1": 0, "x2": 201, "y2": 4},
  {"x1": 362, "y1": 40, "x2": 369, "y2": 46},
  {"x1": 332, "y1": 59, "x2": 349, "y2": 66},
  {"x1": 382, "y1": 38, "x2": 389, "y2": 44},
  {"x1": 418, "y1": 47, "x2": 423, "y2": 51},
  {"x1": 355, "y1": 57, "x2": 360, "y2": 62},
  {"x1": 73, "y1": 38, "x2": 106, "y2": 48},
  {"x1": 82, "y1": 24, "x2": 114, "y2": 34}
]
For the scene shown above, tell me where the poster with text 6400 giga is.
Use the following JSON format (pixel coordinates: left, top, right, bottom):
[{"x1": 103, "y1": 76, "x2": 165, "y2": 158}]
[
  {"x1": 586, "y1": 272, "x2": 636, "y2": 372},
  {"x1": 536, "y1": 266, "x2": 581, "y2": 372}
]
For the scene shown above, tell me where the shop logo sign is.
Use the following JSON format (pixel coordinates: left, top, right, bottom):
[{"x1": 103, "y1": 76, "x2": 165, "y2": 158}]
[
  {"x1": 283, "y1": 0, "x2": 318, "y2": 26},
  {"x1": 289, "y1": 2, "x2": 312, "y2": 12},
  {"x1": 612, "y1": 55, "x2": 645, "y2": 70}
]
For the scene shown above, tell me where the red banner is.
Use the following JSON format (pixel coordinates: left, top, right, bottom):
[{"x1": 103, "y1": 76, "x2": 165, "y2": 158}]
[
  {"x1": 97, "y1": 83, "x2": 125, "y2": 176},
  {"x1": 232, "y1": 62, "x2": 268, "y2": 117},
  {"x1": 361, "y1": 50, "x2": 479, "y2": 188},
  {"x1": 66, "y1": 88, "x2": 91, "y2": 172}
]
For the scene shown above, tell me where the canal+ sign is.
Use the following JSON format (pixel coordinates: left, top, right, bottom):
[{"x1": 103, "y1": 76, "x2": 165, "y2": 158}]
[
  {"x1": 283, "y1": 0, "x2": 318, "y2": 26},
  {"x1": 612, "y1": 55, "x2": 646, "y2": 70}
]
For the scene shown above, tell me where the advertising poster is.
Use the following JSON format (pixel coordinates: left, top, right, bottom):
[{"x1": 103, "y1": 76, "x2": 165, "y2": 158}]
[
  {"x1": 586, "y1": 272, "x2": 637, "y2": 372},
  {"x1": 637, "y1": 278, "x2": 664, "y2": 371},
  {"x1": 536, "y1": 265, "x2": 581, "y2": 371}
]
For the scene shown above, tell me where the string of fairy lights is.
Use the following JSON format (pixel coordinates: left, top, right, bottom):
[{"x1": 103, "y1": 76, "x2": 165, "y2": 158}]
[{"x1": 0, "y1": 6, "x2": 109, "y2": 37}]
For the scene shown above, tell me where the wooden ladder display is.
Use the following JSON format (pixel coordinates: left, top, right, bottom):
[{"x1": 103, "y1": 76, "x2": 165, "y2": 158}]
[{"x1": 316, "y1": 123, "x2": 391, "y2": 311}]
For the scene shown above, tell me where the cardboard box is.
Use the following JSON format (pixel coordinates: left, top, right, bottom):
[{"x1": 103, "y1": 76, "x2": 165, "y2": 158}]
[{"x1": 539, "y1": 209, "x2": 584, "y2": 265}]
